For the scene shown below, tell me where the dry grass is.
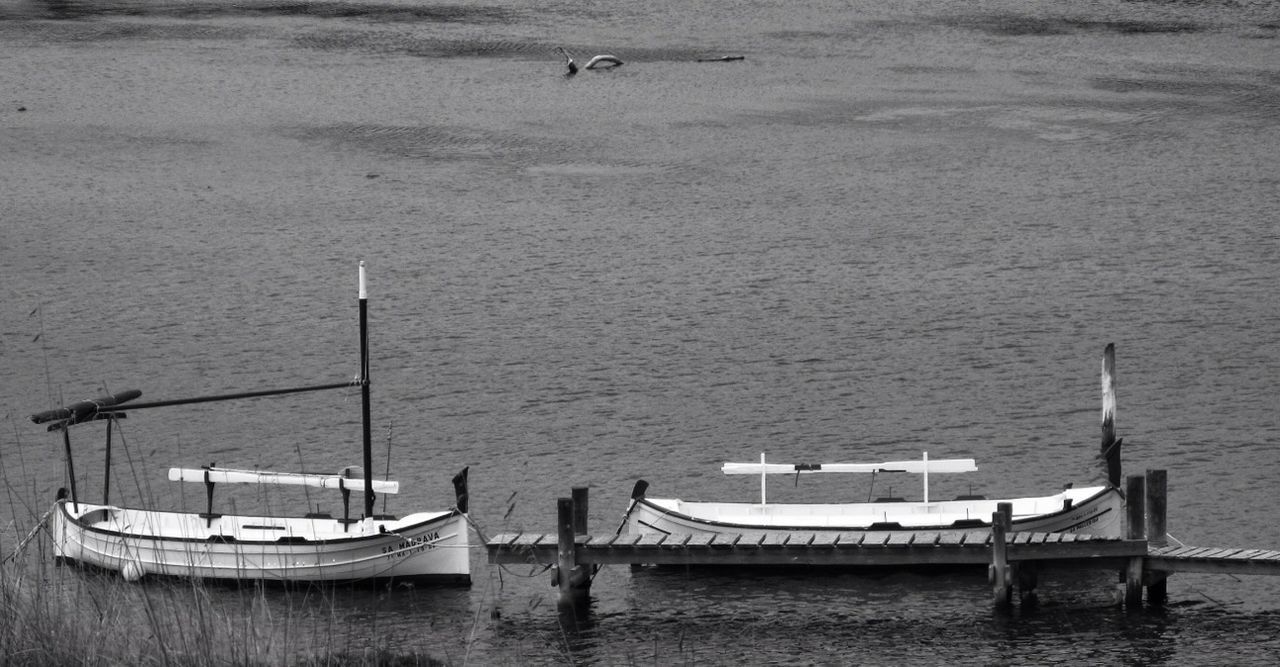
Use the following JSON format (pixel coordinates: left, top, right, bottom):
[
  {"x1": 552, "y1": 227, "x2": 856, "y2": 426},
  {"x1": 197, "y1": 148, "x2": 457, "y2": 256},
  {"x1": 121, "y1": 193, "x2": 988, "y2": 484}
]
[{"x1": 0, "y1": 551, "x2": 449, "y2": 666}]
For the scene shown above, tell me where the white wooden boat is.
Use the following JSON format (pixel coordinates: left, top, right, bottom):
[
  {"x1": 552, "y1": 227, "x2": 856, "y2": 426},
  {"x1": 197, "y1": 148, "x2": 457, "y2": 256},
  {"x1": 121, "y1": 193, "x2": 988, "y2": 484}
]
[
  {"x1": 624, "y1": 452, "x2": 1123, "y2": 541},
  {"x1": 32, "y1": 263, "x2": 470, "y2": 585},
  {"x1": 624, "y1": 344, "x2": 1129, "y2": 544}
]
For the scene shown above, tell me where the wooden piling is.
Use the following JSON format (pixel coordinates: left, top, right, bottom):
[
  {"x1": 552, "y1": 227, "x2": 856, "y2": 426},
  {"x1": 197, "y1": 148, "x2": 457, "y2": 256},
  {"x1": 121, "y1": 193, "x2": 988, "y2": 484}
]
[
  {"x1": 556, "y1": 497, "x2": 582, "y2": 606},
  {"x1": 1145, "y1": 469, "x2": 1169, "y2": 605},
  {"x1": 556, "y1": 490, "x2": 593, "y2": 607},
  {"x1": 1125, "y1": 475, "x2": 1146, "y2": 607},
  {"x1": 572, "y1": 486, "x2": 589, "y2": 535},
  {"x1": 991, "y1": 502, "x2": 1013, "y2": 607},
  {"x1": 1145, "y1": 470, "x2": 1167, "y2": 548}
]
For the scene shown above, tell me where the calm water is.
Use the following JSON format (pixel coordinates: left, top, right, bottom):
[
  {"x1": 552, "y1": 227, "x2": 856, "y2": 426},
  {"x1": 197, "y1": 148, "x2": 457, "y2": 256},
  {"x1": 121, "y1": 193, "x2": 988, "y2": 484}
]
[{"x1": 3, "y1": 0, "x2": 1279, "y2": 663}]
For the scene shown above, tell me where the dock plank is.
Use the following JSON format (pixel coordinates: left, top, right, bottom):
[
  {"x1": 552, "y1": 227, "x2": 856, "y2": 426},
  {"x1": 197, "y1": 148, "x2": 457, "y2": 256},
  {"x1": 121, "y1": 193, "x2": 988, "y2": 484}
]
[
  {"x1": 912, "y1": 532, "x2": 941, "y2": 546},
  {"x1": 887, "y1": 532, "x2": 914, "y2": 547},
  {"x1": 711, "y1": 533, "x2": 742, "y2": 547},
  {"x1": 759, "y1": 533, "x2": 788, "y2": 547},
  {"x1": 490, "y1": 533, "x2": 520, "y2": 547},
  {"x1": 865, "y1": 532, "x2": 892, "y2": 547},
  {"x1": 811, "y1": 533, "x2": 839, "y2": 547},
  {"x1": 510, "y1": 533, "x2": 548, "y2": 547},
  {"x1": 635, "y1": 533, "x2": 668, "y2": 547}
]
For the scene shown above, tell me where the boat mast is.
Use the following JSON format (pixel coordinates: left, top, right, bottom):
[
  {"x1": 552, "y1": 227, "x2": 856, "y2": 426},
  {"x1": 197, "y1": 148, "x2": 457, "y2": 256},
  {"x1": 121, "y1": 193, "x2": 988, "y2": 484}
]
[{"x1": 359, "y1": 262, "x2": 375, "y2": 519}]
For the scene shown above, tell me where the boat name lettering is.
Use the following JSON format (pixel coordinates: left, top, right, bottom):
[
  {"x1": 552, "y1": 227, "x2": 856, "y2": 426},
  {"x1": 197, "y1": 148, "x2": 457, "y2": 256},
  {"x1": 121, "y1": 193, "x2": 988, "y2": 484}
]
[{"x1": 382, "y1": 532, "x2": 440, "y2": 558}]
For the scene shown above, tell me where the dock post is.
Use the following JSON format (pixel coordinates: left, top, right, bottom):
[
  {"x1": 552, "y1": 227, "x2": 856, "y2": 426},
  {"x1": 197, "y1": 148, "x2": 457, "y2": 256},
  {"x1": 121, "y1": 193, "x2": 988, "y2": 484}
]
[
  {"x1": 991, "y1": 503, "x2": 1013, "y2": 608},
  {"x1": 1145, "y1": 469, "x2": 1169, "y2": 606},
  {"x1": 1124, "y1": 475, "x2": 1146, "y2": 608},
  {"x1": 572, "y1": 486, "x2": 589, "y2": 535},
  {"x1": 555, "y1": 496, "x2": 590, "y2": 607}
]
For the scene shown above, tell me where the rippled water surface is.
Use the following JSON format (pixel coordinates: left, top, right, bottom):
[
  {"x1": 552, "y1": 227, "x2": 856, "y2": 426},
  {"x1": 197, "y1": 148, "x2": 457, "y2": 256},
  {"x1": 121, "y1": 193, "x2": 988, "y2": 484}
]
[{"x1": 3, "y1": 0, "x2": 1279, "y2": 663}]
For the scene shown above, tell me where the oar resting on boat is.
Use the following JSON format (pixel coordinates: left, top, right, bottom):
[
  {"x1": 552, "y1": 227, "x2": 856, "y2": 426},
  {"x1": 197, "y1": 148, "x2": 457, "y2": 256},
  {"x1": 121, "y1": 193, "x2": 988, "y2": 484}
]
[{"x1": 168, "y1": 466, "x2": 399, "y2": 493}]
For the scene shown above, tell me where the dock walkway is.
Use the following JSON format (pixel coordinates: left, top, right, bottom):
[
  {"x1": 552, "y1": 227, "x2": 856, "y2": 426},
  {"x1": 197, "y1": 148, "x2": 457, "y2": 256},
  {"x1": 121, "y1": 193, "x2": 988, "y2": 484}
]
[
  {"x1": 1146, "y1": 544, "x2": 1280, "y2": 574},
  {"x1": 485, "y1": 472, "x2": 1280, "y2": 609},
  {"x1": 487, "y1": 529, "x2": 1146, "y2": 568}
]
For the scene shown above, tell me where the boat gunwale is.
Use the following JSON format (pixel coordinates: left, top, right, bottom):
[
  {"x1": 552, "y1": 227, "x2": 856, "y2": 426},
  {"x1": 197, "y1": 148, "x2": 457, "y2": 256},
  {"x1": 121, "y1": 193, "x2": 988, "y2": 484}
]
[
  {"x1": 57, "y1": 499, "x2": 464, "y2": 547},
  {"x1": 633, "y1": 485, "x2": 1121, "y2": 533},
  {"x1": 51, "y1": 553, "x2": 472, "y2": 587}
]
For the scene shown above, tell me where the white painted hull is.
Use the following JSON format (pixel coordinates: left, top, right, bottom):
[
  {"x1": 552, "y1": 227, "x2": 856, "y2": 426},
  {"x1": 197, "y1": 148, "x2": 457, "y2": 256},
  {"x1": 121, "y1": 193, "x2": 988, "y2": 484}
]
[
  {"x1": 626, "y1": 485, "x2": 1123, "y2": 540},
  {"x1": 50, "y1": 500, "x2": 470, "y2": 584}
]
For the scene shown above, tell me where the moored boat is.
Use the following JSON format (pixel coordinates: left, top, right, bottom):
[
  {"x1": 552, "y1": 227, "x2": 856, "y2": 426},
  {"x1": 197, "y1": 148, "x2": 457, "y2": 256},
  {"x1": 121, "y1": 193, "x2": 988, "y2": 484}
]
[
  {"x1": 623, "y1": 345, "x2": 1129, "y2": 545},
  {"x1": 31, "y1": 263, "x2": 471, "y2": 585},
  {"x1": 48, "y1": 495, "x2": 470, "y2": 584},
  {"x1": 624, "y1": 453, "x2": 1123, "y2": 541}
]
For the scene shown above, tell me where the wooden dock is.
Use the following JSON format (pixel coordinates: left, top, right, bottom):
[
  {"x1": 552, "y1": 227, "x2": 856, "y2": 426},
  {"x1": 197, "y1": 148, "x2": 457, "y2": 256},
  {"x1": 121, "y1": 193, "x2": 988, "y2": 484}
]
[
  {"x1": 486, "y1": 471, "x2": 1280, "y2": 609},
  {"x1": 487, "y1": 529, "x2": 1146, "y2": 568},
  {"x1": 1147, "y1": 544, "x2": 1280, "y2": 574}
]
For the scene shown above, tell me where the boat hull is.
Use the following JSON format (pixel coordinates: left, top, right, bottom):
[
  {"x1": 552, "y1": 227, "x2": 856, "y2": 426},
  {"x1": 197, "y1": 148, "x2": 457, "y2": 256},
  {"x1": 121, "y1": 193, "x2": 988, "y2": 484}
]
[
  {"x1": 626, "y1": 485, "x2": 1123, "y2": 541},
  {"x1": 49, "y1": 500, "x2": 471, "y2": 585}
]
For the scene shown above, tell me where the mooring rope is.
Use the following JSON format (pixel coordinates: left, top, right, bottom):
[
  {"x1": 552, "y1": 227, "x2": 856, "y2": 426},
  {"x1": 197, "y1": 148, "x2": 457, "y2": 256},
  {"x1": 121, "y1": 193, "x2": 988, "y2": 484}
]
[{"x1": 3, "y1": 506, "x2": 54, "y2": 564}]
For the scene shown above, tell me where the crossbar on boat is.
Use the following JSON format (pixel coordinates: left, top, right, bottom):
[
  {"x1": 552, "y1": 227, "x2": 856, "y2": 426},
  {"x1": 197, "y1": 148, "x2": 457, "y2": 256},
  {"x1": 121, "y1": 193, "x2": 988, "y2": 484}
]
[
  {"x1": 168, "y1": 467, "x2": 399, "y2": 494},
  {"x1": 721, "y1": 459, "x2": 977, "y2": 475},
  {"x1": 724, "y1": 452, "x2": 976, "y2": 504}
]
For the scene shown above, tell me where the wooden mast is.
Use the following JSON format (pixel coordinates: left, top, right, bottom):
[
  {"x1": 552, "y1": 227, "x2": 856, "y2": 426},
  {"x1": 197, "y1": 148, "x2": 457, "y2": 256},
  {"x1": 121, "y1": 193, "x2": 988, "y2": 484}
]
[{"x1": 359, "y1": 261, "x2": 375, "y2": 519}]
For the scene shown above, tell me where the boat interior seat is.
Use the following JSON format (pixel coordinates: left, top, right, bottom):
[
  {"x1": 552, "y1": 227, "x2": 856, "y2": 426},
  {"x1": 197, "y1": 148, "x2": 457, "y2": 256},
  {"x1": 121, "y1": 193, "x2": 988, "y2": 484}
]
[{"x1": 80, "y1": 508, "x2": 112, "y2": 524}]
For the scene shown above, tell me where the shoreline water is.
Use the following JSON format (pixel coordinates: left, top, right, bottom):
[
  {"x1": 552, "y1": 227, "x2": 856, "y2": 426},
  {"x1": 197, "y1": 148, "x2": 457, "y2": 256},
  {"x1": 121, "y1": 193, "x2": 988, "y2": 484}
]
[{"x1": 3, "y1": 0, "x2": 1279, "y2": 662}]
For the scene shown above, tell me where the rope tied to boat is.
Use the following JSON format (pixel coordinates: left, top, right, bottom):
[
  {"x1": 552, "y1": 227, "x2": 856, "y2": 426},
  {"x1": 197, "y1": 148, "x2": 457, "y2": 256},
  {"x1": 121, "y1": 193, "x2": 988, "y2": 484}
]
[{"x1": 3, "y1": 505, "x2": 55, "y2": 564}]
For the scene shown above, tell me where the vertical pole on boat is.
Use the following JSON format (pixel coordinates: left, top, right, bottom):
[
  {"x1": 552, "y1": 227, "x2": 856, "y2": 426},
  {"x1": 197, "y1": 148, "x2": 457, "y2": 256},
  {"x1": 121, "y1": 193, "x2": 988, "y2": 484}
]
[
  {"x1": 103, "y1": 416, "x2": 114, "y2": 505},
  {"x1": 922, "y1": 451, "x2": 929, "y2": 504},
  {"x1": 760, "y1": 452, "x2": 767, "y2": 506},
  {"x1": 359, "y1": 261, "x2": 375, "y2": 520},
  {"x1": 202, "y1": 468, "x2": 217, "y2": 527},
  {"x1": 61, "y1": 428, "x2": 79, "y2": 512},
  {"x1": 1124, "y1": 474, "x2": 1146, "y2": 607},
  {"x1": 1101, "y1": 343, "x2": 1122, "y2": 488}
]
